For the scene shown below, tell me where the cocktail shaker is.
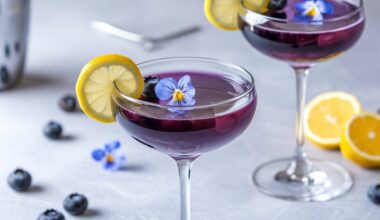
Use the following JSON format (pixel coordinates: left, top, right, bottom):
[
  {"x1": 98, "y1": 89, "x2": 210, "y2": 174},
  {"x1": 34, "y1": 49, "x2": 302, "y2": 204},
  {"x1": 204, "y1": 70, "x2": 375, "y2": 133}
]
[{"x1": 0, "y1": 0, "x2": 30, "y2": 90}]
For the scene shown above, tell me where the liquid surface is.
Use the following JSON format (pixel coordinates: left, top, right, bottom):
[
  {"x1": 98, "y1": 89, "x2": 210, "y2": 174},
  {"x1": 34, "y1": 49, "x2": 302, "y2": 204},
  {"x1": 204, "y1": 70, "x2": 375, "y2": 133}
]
[
  {"x1": 240, "y1": 0, "x2": 365, "y2": 64},
  {"x1": 116, "y1": 72, "x2": 257, "y2": 160}
]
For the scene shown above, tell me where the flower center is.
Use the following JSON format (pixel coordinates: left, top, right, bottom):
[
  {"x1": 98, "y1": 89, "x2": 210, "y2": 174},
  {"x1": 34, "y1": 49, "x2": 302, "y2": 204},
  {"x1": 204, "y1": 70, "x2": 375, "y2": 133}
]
[
  {"x1": 306, "y1": 6, "x2": 318, "y2": 17},
  {"x1": 173, "y1": 89, "x2": 184, "y2": 102},
  {"x1": 105, "y1": 154, "x2": 114, "y2": 163}
]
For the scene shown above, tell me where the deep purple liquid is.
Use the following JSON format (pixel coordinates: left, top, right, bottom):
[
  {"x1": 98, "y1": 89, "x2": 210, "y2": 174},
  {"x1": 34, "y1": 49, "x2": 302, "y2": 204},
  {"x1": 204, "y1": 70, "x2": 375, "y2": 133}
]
[
  {"x1": 240, "y1": 0, "x2": 365, "y2": 64},
  {"x1": 116, "y1": 72, "x2": 257, "y2": 160}
]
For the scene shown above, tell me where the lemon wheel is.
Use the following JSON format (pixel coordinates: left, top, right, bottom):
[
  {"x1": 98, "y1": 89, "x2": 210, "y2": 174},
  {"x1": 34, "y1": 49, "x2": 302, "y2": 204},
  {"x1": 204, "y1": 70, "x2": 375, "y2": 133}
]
[{"x1": 76, "y1": 54, "x2": 144, "y2": 123}]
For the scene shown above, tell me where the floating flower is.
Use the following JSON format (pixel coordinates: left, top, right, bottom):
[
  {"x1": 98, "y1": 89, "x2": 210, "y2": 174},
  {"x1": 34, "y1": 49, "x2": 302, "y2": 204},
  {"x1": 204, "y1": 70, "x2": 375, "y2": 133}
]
[
  {"x1": 155, "y1": 75, "x2": 196, "y2": 107},
  {"x1": 295, "y1": 0, "x2": 333, "y2": 23},
  {"x1": 91, "y1": 141, "x2": 126, "y2": 171}
]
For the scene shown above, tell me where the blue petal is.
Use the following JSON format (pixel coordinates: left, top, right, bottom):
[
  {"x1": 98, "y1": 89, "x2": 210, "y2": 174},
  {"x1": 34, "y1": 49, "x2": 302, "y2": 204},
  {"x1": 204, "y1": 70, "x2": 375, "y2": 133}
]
[
  {"x1": 312, "y1": 11, "x2": 324, "y2": 21},
  {"x1": 102, "y1": 159, "x2": 124, "y2": 171},
  {"x1": 92, "y1": 149, "x2": 105, "y2": 161},
  {"x1": 155, "y1": 78, "x2": 178, "y2": 100},
  {"x1": 183, "y1": 94, "x2": 196, "y2": 106},
  {"x1": 104, "y1": 144, "x2": 113, "y2": 153},
  {"x1": 316, "y1": 0, "x2": 333, "y2": 14},
  {"x1": 109, "y1": 140, "x2": 121, "y2": 150},
  {"x1": 103, "y1": 161, "x2": 115, "y2": 170},
  {"x1": 295, "y1": 1, "x2": 314, "y2": 11},
  {"x1": 178, "y1": 75, "x2": 195, "y2": 94}
]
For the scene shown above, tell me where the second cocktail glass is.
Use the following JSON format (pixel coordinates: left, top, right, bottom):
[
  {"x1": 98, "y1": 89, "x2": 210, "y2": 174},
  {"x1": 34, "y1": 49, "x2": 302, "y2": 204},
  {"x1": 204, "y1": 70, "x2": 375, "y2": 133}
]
[
  {"x1": 239, "y1": 0, "x2": 365, "y2": 201},
  {"x1": 112, "y1": 57, "x2": 257, "y2": 219}
]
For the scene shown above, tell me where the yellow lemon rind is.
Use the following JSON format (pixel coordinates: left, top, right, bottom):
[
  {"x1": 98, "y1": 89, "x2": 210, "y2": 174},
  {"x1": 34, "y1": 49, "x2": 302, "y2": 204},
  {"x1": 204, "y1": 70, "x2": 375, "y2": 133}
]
[
  {"x1": 304, "y1": 92, "x2": 362, "y2": 149},
  {"x1": 76, "y1": 54, "x2": 144, "y2": 123},
  {"x1": 204, "y1": 0, "x2": 240, "y2": 31},
  {"x1": 340, "y1": 112, "x2": 380, "y2": 169}
]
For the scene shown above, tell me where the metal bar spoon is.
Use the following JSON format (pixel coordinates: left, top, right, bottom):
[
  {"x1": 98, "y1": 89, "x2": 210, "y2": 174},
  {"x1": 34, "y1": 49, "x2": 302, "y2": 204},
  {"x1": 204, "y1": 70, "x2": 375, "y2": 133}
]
[{"x1": 91, "y1": 21, "x2": 201, "y2": 50}]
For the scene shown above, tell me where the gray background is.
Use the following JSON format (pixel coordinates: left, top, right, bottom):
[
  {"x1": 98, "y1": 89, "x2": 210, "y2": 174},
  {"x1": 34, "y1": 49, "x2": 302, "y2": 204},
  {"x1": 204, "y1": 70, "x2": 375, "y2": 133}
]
[{"x1": 0, "y1": 0, "x2": 379, "y2": 219}]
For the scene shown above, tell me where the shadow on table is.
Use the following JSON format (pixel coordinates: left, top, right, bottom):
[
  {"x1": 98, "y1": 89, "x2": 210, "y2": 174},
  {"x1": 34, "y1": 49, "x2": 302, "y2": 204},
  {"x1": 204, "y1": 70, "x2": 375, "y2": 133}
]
[
  {"x1": 81, "y1": 208, "x2": 102, "y2": 218},
  {"x1": 25, "y1": 185, "x2": 44, "y2": 194},
  {"x1": 60, "y1": 134, "x2": 76, "y2": 141},
  {"x1": 119, "y1": 164, "x2": 146, "y2": 172},
  {"x1": 17, "y1": 73, "x2": 61, "y2": 90}
]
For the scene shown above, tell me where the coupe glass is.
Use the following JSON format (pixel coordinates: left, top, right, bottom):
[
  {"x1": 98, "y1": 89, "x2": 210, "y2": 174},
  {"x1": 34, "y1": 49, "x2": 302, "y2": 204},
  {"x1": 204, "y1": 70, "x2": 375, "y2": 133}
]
[
  {"x1": 239, "y1": 0, "x2": 365, "y2": 201},
  {"x1": 112, "y1": 57, "x2": 257, "y2": 219}
]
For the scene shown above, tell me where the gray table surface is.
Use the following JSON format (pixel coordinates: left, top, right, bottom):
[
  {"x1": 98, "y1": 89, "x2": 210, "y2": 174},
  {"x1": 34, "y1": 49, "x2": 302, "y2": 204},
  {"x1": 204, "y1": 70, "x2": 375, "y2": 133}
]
[{"x1": 0, "y1": 0, "x2": 379, "y2": 219}]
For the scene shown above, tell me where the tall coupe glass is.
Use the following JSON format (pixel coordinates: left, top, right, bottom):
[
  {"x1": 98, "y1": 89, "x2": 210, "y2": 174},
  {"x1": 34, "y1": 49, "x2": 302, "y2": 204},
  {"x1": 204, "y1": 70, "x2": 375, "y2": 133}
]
[{"x1": 239, "y1": 0, "x2": 365, "y2": 201}]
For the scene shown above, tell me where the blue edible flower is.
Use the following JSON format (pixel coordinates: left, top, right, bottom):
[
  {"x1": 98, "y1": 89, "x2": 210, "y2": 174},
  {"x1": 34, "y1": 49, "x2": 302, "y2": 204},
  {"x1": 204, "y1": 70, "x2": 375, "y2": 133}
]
[
  {"x1": 155, "y1": 75, "x2": 196, "y2": 107},
  {"x1": 91, "y1": 141, "x2": 126, "y2": 171},
  {"x1": 295, "y1": 0, "x2": 334, "y2": 23}
]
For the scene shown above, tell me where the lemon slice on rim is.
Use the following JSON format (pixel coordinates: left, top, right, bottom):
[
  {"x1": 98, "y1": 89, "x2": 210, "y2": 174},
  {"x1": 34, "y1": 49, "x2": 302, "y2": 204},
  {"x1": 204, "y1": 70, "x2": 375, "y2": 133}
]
[
  {"x1": 76, "y1": 54, "x2": 144, "y2": 123},
  {"x1": 304, "y1": 92, "x2": 362, "y2": 149},
  {"x1": 341, "y1": 113, "x2": 380, "y2": 168},
  {"x1": 204, "y1": 0, "x2": 269, "y2": 31}
]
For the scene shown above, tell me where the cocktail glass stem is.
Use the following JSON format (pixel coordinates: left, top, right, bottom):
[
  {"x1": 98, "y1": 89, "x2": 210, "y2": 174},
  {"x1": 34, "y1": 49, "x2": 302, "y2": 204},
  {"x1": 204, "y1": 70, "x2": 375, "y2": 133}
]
[
  {"x1": 177, "y1": 159, "x2": 193, "y2": 220},
  {"x1": 275, "y1": 66, "x2": 326, "y2": 184}
]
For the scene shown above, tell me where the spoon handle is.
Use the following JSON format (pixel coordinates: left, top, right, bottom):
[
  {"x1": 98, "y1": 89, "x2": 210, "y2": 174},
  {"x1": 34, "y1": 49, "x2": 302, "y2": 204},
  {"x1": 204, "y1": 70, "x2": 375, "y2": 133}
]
[{"x1": 91, "y1": 21, "x2": 148, "y2": 44}]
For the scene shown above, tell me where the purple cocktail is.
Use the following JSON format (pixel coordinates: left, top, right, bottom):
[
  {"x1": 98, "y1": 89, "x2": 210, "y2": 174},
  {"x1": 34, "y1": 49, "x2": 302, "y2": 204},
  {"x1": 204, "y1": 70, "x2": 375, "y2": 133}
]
[
  {"x1": 240, "y1": 0, "x2": 364, "y2": 64},
  {"x1": 117, "y1": 72, "x2": 257, "y2": 160},
  {"x1": 239, "y1": 0, "x2": 365, "y2": 201},
  {"x1": 112, "y1": 57, "x2": 256, "y2": 220}
]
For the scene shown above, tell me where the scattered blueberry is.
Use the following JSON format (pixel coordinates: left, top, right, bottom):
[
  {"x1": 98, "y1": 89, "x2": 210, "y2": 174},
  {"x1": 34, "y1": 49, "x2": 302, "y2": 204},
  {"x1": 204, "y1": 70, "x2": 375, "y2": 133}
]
[
  {"x1": 142, "y1": 76, "x2": 160, "y2": 101},
  {"x1": 4, "y1": 44, "x2": 10, "y2": 58},
  {"x1": 368, "y1": 184, "x2": 380, "y2": 205},
  {"x1": 37, "y1": 209, "x2": 65, "y2": 220},
  {"x1": 43, "y1": 121, "x2": 63, "y2": 139},
  {"x1": 59, "y1": 95, "x2": 77, "y2": 112},
  {"x1": 63, "y1": 193, "x2": 88, "y2": 215},
  {"x1": 1, "y1": 65, "x2": 9, "y2": 83},
  {"x1": 15, "y1": 42, "x2": 20, "y2": 53},
  {"x1": 268, "y1": 0, "x2": 287, "y2": 12},
  {"x1": 7, "y1": 168, "x2": 32, "y2": 192}
]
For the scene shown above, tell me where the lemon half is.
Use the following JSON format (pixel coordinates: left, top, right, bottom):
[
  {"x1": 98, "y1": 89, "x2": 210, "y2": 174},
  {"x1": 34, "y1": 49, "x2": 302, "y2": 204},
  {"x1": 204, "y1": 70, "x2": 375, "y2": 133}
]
[
  {"x1": 304, "y1": 92, "x2": 362, "y2": 149},
  {"x1": 341, "y1": 113, "x2": 380, "y2": 168}
]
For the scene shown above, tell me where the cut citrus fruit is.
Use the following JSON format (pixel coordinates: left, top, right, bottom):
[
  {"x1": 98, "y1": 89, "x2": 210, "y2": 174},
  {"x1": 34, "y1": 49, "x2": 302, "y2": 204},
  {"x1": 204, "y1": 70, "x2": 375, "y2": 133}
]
[
  {"x1": 304, "y1": 92, "x2": 361, "y2": 149},
  {"x1": 76, "y1": 54, "x2": 144, "y2": 123},
  {"x1": 341, "y1": 113, "x2": 380, "y2": 168},
  {"x1": 243, "y1": 0, "x2": 270, "y2": 13},
  {"x1": 204, "y1": 0, "x2": 269, "y2": 31},
  {"x1": 204, "y1": 0, "x2": 241, "y2": 31}
]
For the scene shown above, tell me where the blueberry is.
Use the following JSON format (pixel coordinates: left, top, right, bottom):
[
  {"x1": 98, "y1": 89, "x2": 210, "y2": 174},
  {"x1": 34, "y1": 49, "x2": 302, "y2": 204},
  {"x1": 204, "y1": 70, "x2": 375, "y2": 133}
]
[
  {"x1": 59, "y1": 95, "x2": 77, "y2": 112},
  {"x1": 268, "y1": 0, "x2": 287, "y2": 11},
  {"x1": 1, "y1": 65, "x2": 9, "y2": 83},
  {"x1": 63, "y1": 193, "x2": 88, "y2": 215},
  {"x1": 267, "y1": 11, "x2": 287, "y2": 19},
  {"x1": 37, "y1": 209, "x2": 65, "y2": 220},
  {"x1": 142, "y1": 76, "x2": 160, "y2": 101},
  {"x1": 43, "y1": 121, "x2": 63, "y2": 139},
  {"x1": 4, "y1": 44, "x2": 10, "y2": 58},
  {"x1": 377, "y1": 109, "x2": 380, "y2": 115},
  {"x1": 7, "y1": 168, "x2": 32, "y2": 192},
  {"x1": 368, "y1": 184, "x2": 380, "y2": 205}
]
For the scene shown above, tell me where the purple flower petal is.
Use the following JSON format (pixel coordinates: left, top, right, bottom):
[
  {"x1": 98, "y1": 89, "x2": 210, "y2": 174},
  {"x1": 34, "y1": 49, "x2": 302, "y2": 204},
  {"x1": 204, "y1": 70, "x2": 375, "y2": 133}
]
[
  {"x1": 155, "y1": 77, "x2": 178, "y2": 100},
  {"x1": 92, "y1": 149, "x2": 105, "y2": 161},
  {"x1": 178, "y1": 75, "x2": 195, "y2": 95},
  {"x1": 295, "y1": 1, "x2": 315, "y2": 11},
  {"x1": 316, "y1": 0, "x2": 333, "y2": 14}
]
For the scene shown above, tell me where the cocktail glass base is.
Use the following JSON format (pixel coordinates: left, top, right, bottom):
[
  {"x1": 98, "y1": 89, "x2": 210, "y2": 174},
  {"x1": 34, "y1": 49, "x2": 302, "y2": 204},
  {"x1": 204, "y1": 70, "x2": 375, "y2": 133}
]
[{"x1": 253, "y1": 158, "x2": 353, "y2": 202}]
